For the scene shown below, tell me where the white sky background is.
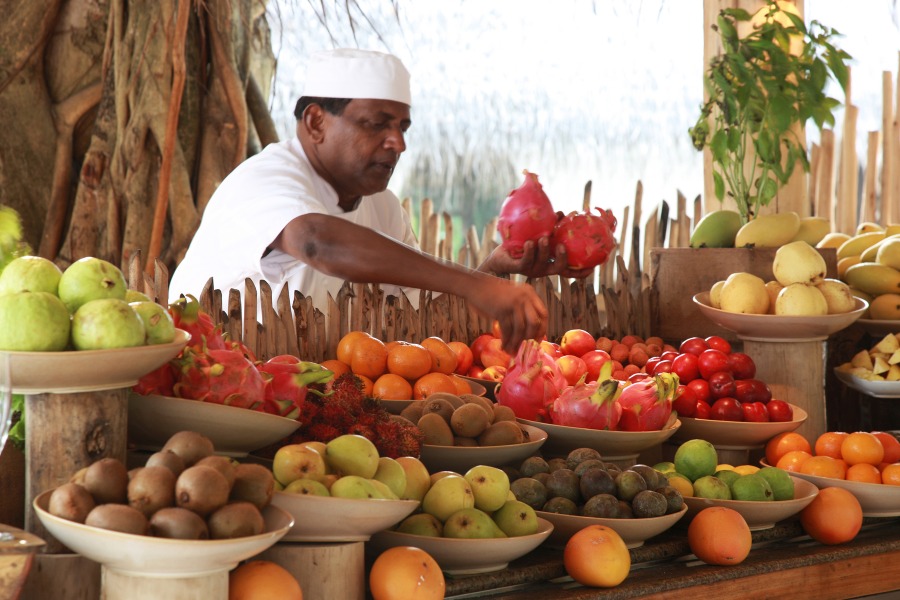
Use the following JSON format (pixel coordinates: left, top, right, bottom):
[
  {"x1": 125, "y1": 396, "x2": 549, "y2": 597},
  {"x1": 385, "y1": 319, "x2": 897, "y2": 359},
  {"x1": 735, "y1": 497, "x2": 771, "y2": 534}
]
[{"x1": 266, "y1": 1, "x2": 900, "y2": 223}]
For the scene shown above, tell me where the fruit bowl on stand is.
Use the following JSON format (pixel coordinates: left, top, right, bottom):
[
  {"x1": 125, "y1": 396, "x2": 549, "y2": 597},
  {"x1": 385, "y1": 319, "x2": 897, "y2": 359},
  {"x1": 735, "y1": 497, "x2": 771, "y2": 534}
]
[
  {"x1": 834, "y1": 368, "x2": 900, "y2": 399},
  {"x1": 856, "y1": 319, "x2": 900, "y2": 337},
  {"x1": 270, "y1": 492, "x2": 419, "y2": 543},
  {"x1": 538, "y1": 505, "x2": 687, "y2": 549},
  {"x1": 368, "y1": 518, "x2": 553, "y2": 575},
  {"x1": 693, "y1": 292, "x2": 868, "y2": 342},
  {"x1": 33, "y1": 489, "x2": 293, "y2": 577},
  {"x1": 2, "y1": 329, "x2": 190, "y2": 394},
  {"x1": 419, "y1": 424, "x2": 548, "y2": 473},
  {"x1": 682, "y1": 476, "x2": 818, "y2": 530}
]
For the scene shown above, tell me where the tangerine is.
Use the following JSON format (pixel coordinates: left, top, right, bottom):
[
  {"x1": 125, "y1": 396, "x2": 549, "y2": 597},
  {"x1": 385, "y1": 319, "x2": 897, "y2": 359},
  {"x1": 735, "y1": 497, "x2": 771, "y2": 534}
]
[
  {"x1": 412, "y1": 372, "x2": 458, "y2": 399},
  {"x1": 372, "y1": 373, "x2": 413, "y2": 400},
  {"x1": 871, "y1": 431, "x2": 900, "y2": 463},
  {"x1": 800, "y1": 487, "x2": 863, "y2": 544},
  {"x1": 448, "y1": 340, "x2": 475, "y2": 375},
  {"x1": 799, "y1": 455, "x2": 846, "y2": 479},
  {"x1": 687, "y1": 506, "x2": 752, "y2": 565},
  {"x1": 881, "y1": 463, "x2": 900, "y2": 486},
  {"x1": 320, "y1": 359, "x2": 350, "y2": 379},
  {"x1": 840, "y1": 431, "x2": 885, "y2": 466},
  {"x1": 229, "y1": 560, "x2": 303, "y2": 600},
  {"x1": 349, "y1": 335, "x2": 388, "y2": 380},
  {"x1": 451, "y1": 374, "x2": 471, "y2": 396},
  {"x1": 386, "y1": 342, "x2": 433, "y2": 381},
  {"x1": 765, "y1": 432, "x2": 812, "y2": 467},
  {"x1": 421, "y1": 336, "x2": 459, "y2": 375},
  {"x1": 563, "y1": 524, "x2": 631, "y2": 587},
  {"x1": 336, "y1": 331, "x2": 371, "y2": 365},
  {"x1": 775, "y1": 449, "x2": 812, "y2": 472},
  {"x1": 813, "y1": 431, "x2": 849, "y2": 460},
  {"x1": 846, "y1": 462, "x2": 881, "y2": 484},
  {"x1": 355, "y1": 374, "x2": 374, "y2": 397},
  {"x1": 369, "y1": 546, "x2": 445, "y2": 600}
]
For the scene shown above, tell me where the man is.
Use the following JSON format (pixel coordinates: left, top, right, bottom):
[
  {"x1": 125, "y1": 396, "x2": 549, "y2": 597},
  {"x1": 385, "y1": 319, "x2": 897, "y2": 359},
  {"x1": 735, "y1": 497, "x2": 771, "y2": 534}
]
[{"x1": 170, "y1": 48, "x2": 584, "y2": 352}]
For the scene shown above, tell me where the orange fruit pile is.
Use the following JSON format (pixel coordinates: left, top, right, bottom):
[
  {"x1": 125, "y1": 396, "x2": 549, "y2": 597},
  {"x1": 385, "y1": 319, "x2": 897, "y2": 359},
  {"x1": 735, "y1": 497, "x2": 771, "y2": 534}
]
[{"x1": 765, "y1": 430, "x2": 900, "y2": 485}]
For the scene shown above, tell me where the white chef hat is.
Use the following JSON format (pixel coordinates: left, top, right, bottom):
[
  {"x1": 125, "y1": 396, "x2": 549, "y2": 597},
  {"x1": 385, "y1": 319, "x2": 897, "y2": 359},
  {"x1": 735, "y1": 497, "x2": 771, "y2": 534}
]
[{"x1": 302, "y1": 48, "x2": 411, "y2": 105}]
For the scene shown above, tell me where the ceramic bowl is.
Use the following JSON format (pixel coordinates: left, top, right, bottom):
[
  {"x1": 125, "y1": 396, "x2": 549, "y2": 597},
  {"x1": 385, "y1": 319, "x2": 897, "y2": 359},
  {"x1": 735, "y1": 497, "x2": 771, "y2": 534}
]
[
  {"x1": 834, "y1": 368, "x2": 900, "y2": 399},
  {"x1": 269, "y1": 491, "x2": 419, "y2": 543},
  {"x1": 693, "y1": 292, "x2": 867, "y2": 342},
  {"x1": 2, "y1": 329, "x2": 189, "y2": 394},
  {"x1": 682, "y1": 476, "x2": 818, "y2": 530},
  {"x1": 419, "y1": 423, "x2": 547, "y2": 473},
  {"x1": 33, "y1": 489, "x2": 292, "y2": 577},
  {"x1": 538, "y1": 505, "x2": 687, "y2": 548},
  {"x1": 855, "y1": 319, "x2": 900, "y2": 337},
  {"x1": 368, "y1": 517, "x2": 553, "y2": 575},
  {"x1": 670, "y1": 404, "x2": 807, "y2": 448},
  {"x1": 127, "y1": 393, "x2": 301, "y2": 457},
  {"x1": 460, "y1": 376, "x2": 500, "y2": 401}
]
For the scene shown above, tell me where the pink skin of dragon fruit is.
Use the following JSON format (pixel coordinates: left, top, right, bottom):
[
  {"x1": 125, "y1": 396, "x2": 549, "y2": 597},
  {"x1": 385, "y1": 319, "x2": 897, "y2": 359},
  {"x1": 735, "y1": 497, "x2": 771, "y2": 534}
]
[
  {"x1": 552, "y1": 207, "x2": 617, "y2": 270},
  {"x1": 257, "y1": 355, "x2": 334, "y2": 419},
  {"x1": 550, "y1": 378, "x2": 622, "y2": 430},
  {"x1": 616, "y1": 372, "x2": 680, "y2": 432},
  {"x1": 172, "y1": 347, "x2": 266, "y2": 410},
  {"x1": 497, "y1": 170, "x2": 559, "y2": 259},
  {"x1": 496, "y1": 339, "x2": 567, "y2": 421}
]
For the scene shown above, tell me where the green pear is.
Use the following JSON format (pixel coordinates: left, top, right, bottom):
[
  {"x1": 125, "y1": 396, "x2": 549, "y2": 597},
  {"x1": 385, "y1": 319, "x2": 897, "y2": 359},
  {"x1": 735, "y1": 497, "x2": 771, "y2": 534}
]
[
  {"x1": 373, "y1": 457, "x2": 407, "y2": 498},
  {"x1": 272, "y1": 444, "x2": 327, "y2": 487},
  {"x1": 0, "y1": 256, "x2": 62, "y2": 295},
  {"x1": 124, "y1": 289, "x2": 151, "y2": 303},
  {"x1": 715, "y1": 469, "x2": 741, "y2": 489},
  {"x1": 330, "y1": 475, "x2": 380, "y2": 499},
  {"x1": 325, "y1": 434, "x2": 379, "y2": 478},
  {"x1": 429, "y1": 470, "x2": 461, "y2": 485},
  {"x1": 0, "y1": 291, "x2": 70, "y2": 351},
  {"x1": 396, "y1": 512, "x2": 443, "y2": 537},
  {"x1": 283, "y1": 478, "x2": 330, "y2": 497},
  {"x1": 58, "y1": 256, "x2": 127, "y2": 313},
  {"x1": 492, "y1": 500, "x2": 539, "y2": 537},
  {"x1": 464, "y1": 465, "x2": 510, "y2": 512},
  {"x1": 71, "y1": 298, "x2": 145, "y2": 350},
  {"x1": 368, "y1": 478, "x2": 399, "y2": 500},
  {"x1": 421, "y1": 474, "x2": 474, "y2": 521},
  {"x1": 443, "y1": 508, "x2": 498, "y2": 539},
  {"x1": 129, "y1": 301, "x2": 176, "y2": 345},
  {"x1": 395, "y1": 456, "x2": 431, "y2": 501},
  {"x1": 757, "y1": 466, "x2": 795, "y2": 501}
]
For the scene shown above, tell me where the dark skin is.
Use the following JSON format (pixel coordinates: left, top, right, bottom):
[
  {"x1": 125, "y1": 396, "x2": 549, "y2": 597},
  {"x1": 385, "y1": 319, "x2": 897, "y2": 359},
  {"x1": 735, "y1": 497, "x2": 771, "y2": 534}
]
[{"x1": 272, "y1": 98, "x2": 585, "y2": 352}]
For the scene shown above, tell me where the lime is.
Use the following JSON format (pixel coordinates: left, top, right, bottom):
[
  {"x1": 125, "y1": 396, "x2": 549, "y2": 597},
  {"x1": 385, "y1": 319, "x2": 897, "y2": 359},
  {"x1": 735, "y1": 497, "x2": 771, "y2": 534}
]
[
  {"x1": 757, "y1": 466, "x2": 795, "y2": 501},
  {"x1": 715, "y1": 469, "x2": 740, "y2": 489},
  {"x1": 674, "y1": 439, "x2": 719, "y2": 482}
]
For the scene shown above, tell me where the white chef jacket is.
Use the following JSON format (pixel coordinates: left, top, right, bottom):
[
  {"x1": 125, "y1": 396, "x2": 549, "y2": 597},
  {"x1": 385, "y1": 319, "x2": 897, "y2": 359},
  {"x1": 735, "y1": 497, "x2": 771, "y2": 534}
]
[{"x1": 168, "y1": 137, "x2": 420, "y2": 310}]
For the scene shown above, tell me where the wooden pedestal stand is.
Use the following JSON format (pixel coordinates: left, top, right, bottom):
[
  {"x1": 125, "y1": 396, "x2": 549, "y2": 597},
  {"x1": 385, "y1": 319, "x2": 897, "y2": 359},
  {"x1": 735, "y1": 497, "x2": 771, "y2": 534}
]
[
  {"x1": 101, "y1": 568, "x2": 228, "y2": 600},
  {"x1": 259, "y1": 541, "x2": 365, "y2": 600}
]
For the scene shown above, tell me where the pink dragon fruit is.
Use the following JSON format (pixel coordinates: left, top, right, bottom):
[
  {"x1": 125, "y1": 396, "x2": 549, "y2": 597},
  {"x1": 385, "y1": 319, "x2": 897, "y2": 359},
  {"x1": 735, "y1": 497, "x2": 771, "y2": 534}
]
[
  {"x1": 168, "y1": 294, "x2": 226, "y2": 351},
  {"x1": 549, "y1": 378, "x2": 622, "y2": 430},
  {"x1": 172, "y1": 347, "x2": 266, "y2": 410},
  {"x1": 257, "y1": 355, "x2": 334, "y2": 419},
  {"x1": 616, "y1": 372, "x2": 679, "y2": 432},
  {"x1": 552, "y1": 207, "x2": 617, "y2": 270},
  {"x1": 496, "y1": 339, "x2": 567, "y2": 421},
  {"x1": 497, "y1": 170, "x2": 559, "y2": 258}
]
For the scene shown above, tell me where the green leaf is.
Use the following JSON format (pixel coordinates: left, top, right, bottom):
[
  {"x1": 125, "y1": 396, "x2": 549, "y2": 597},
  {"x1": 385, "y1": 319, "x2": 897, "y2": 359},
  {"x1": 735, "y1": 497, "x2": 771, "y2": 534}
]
[
  {"x1": 710, "y1": 129, "x2": 728, "y2": 162},
  {"x1": 757, "y1": 177, "x2": 778, "y2": 205},
  {"x1": 768, "y1": 94, "x2": 794, "y2": 133},
  {"x1": 713, "y1": 171, "x2": 725, "y2": 201}
]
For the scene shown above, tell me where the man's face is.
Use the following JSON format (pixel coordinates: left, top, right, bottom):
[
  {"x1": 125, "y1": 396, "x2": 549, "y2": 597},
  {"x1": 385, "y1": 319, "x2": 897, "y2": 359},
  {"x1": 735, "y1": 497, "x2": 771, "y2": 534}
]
[{"x1": 317, "y1": 99, "x2": 411, "y2": 200}]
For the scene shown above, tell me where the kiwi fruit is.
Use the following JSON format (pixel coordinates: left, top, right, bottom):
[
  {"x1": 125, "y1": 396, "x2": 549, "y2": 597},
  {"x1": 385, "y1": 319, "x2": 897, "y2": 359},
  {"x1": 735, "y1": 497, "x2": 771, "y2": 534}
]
[
  {"x1": 459, "y1": 394, "x2": 494, "y2": 419},
  {"x1": 162, "y1": 431, "x2": 215, "y2": 467},
  {"x1": 417, "y1": 412, "x2": 454, "y2": 446},
  {"x1": 85, "y1": 503, "x2": 149, "y2": 535},
  {"x1": 83, "y1": 457, "x2": 129, "y2": 504},
  {"x1": 149, "y1": 507, "x2": 210, "y2": 539},
  {"x1": 477, "y1": 421, "x2": 525, "y2": 446},
  {"x1": 145, "y1": 450, "x2": 186, "y2": 477},
  {"x1": 425, "y1": 392, "x2": 463, "y2": 410},
  {"x1": 450, "y1": 403, "x2": 491, "y2": 438},
  {"x1": 390, "y1": 414, "x2": 416, "y2": 428},
  {"x1": 420, "y1": 397, "x2": 454, "y2": 422},
  {"x1": 48, "y1": 482, "x2": 96, "y2": 523},
  {"x1": 491, "y1": 404, "x2": 517, "y2": 423},
  {"x1": 399, "y1": 401, "x2": 425, "y2": 423},
  {"x1": 207, "y1": 502, "x2": 265, "y2": 540},
  {"x1": 128, "y1": 465, "x2": 177, "y2": 518},
  {"x1": 195, "y1": 455, "x2": 238, "y2": 489},
  {"x1": 175, "y1": 464, "x2": 231, "y2": 517},
  {"x1": 230, "y1": 463, "x2": 275, "y2": 509}
]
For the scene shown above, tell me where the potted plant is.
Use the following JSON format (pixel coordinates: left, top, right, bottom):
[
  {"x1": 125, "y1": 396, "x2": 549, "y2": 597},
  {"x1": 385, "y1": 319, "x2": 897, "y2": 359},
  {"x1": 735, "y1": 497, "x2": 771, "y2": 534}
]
[{"x1": 688, "y1": 1, "x2": 851, "y2": 224}]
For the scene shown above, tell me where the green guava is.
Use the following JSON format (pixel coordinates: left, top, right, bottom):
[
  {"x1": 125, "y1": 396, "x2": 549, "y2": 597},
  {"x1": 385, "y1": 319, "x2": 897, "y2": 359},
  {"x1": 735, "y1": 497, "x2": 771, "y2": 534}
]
[
  {"x1": 125, "y1": 289, "x2": 151, "y2": 303},
  {"x1": 71, "y1": 298, "x2": 145, "y2": 350},
  {"x1": 0, "y1": 256, "x2": 63, "y2": 296},
  {"x1": 0, "y1": 291, "x2": 71, "y2": 351},
  {"x1": 58, "y1": 257, "x2": 127, "y2": 313},
  {"x1": 129, "y1": 301, "x2": 176, "y2": 345}
]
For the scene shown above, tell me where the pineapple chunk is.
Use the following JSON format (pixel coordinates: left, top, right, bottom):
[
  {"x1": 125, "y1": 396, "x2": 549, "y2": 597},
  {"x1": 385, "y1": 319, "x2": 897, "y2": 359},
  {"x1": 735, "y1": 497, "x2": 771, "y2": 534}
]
[
  {"x1": 874, "y1": 334, "x2": 900, "y2": 354},
  {"x1": 886, "y1": 364, "x2": 900, "y2": 382},
  {"x1": 890, "y1": 349, "x2": 900, "y2": 366},
  {"x1": 851, "y1": 349, "x2": 874, "y2": 370},
  {"x1": 873, "y1": 355, "x2": 891, "y2": 375}
]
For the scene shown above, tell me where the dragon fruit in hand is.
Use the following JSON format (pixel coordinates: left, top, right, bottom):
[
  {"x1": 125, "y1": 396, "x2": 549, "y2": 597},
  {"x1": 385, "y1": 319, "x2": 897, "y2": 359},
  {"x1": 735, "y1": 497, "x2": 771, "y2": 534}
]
[
  {"x1": 497, "y1": 170, "x2": 559, "y2": 258},
  {"x1": 616, "y1": 372, "x2": 679, "y2": 432},
  {"x1": 496, "y1": 339, "x2": 567, "y2": 421},
  {"x1": 552, "y1": 207, "x2": 617, "y2": 270},
  {"x1": 550, "y1": 378, "x2": 622, "y2": 430}
]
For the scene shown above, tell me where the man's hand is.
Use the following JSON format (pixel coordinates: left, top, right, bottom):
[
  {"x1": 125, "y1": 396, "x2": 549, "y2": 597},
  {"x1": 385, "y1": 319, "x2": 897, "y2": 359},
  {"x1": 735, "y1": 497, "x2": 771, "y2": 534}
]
[
  {"x1": 481, "y1": 237, "x2": 595, "y2": 280},
  {"x1": 464, "y1": 277, "x2": 547, "y2": 354}
]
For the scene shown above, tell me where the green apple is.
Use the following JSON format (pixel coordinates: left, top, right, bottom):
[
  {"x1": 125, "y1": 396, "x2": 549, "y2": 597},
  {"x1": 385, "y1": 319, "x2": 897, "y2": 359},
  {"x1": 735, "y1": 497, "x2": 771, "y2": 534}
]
[
  {"x1": 396, "y1": 513, "x2": 443, "y2": 537},
  {"x1": 58, "y1": 256, "x2": 127, "y2": 313},
  {"x1": 325, "y1": 434, "x2": 379, "y2": 478},
  {"x1": 0, "y1": 291, "x2": 70, "y2": 351},
  {"x1": 395, "y1": 456, "x2": 431, "y2": 501},
  {"x1": 71, "y1": 298, "x2": 145, "y2": 350},
  {"x1": 373, "y1": 457, "x2": 407, "y2": 498},
  {"x1": 443, "y1": 508, "x2": 498, "y2": 539},
  {"x1": 272, "y1": 444, "x2": 327, "y2": 486},
  {"x1": 757, "y1": 466, "x2": 795, "y2": 501},
  {"x1": 330, "y1": 475, "x2": 380, "y2": 499},
  {"x1": 367, "y1": 478, "x2": 399, "y2": 500},
  {"x1": 0, "y1": 256, "x2": 62, "y2": 295},
  {"x1": 492, "y1": 500, "x2": 539, "y2": 537},
  {"x1": 464, "y1": 465, "x2": 510, "y2": 512},
  {"x1": 421, "y1": 474, "x2": 474, "y2": 522},
  {"x1": 129, "y1": 301, "x2": 176, "y2": 345},
  {"x1": 283, "y1": 478, "x2": 330, "y2": 496}
]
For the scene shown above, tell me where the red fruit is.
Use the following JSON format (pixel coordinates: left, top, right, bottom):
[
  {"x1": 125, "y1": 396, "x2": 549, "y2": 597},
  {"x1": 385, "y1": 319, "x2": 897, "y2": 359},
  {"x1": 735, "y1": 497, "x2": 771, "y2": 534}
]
[
  {"x1": 470, "y1": 333, "x2": 495, "y2": 365},
  {"x1": 257, "y1": 357, "x2": 334, "y2": 419},
  {"x1": 480, "y1": 365, "x2": 507, "y2": 381},
  {"x1": 733, "y1": 379, "x2": 772, "y2": 405},
  {"x1": 480, "y1": 337, "x2": 513, "y2": 369},
  {"x1": 644, "y1": 357, "x2": 661, "y2": 376},
  {"x1": 496, "y1": 340, "x2": 565, "y2": 420},
  {"x1": 710, "y1": 397, "x2": 743, "y2": 421},
  {"x1": 467, "y1": 365, "x2": 485, "y2": 379},
  {"x1": 168, "y1": 294, "x2": 226, "y2": 351},
  {"x1": 581, "y1": 350, "x2": 611, "y2": 382},
  {"x1": 727, "y1": 352, "x2": 757, "y2": 380},
  {"x1": 672, "y1": 384, "x2": 698, "y2": 418},
  {"x1": 742, "y1": 401, "x2": 769, "y2": 422},
  {"x1": 628, "y1": 371, "x2": 651, "y2": 383},
  {"x1": 497, "y1": 170, "x2": 559, "y2": 258},
  {"x1": 556, "y1": 354, "x2": 589, "y2": 386},
  {"x1": 660, "y1": 350, "x2": 678, "y2": 362},
  {"x1": 616, "y1": 373, "x2": 679, "y2": 432},
  {"x1": 697, "y1": 349, "x2": 730, "y2": 380},
  {"x1": 539, "y1": 340, "x2": 563, "y2": 360},
  {"x1": 550, "y1": 379, "x2": 621, "y2": 430},
  {"x1": 172, "y1": 347, "x2": 266, "y2": 409},
  {"x1": 767, "y1": 399, "x2": 794, "y2": 422},
  {"x1": 687, "y1": 378, "x2": 711, "y2": 404},
  {"x1": 671, "y1": 353, "x2": 700, "y2": 383},
  {"x1": 679, "y1": 337, "x2": 709, "y2": 356},
  {"x1": 560, "y1": 329, "x2": 596, "y2": 357},
  {"x1": 704, "y1": 336, "x2": 732, "y2": 354},
  {"x1": 694, "y1": 400, "x2": 712, "y2": 419},
  {"x1": 552, "y1": 208, "x2": 617, "y2": 270},
  {"x1": 653, "y1": 360, "x2": 674, "y2": 375},
  {"x1": 707, "y1": 370, "x2": 736, "y2": 400},
  {"x1": 133, "y1": 363, "x2": 176, "y2": 397}
]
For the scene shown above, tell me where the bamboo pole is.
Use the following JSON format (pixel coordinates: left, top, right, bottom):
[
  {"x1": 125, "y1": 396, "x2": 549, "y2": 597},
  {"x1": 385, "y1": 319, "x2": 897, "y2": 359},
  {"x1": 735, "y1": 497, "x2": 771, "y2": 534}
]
[
  {"x1": 818, "y1": 129, "x2": 836, "y2": 229},
  {"x1": 882, "y1": 71, "x2": 895, "y2": 223},
  {"x1": 862, "y1": 131, "x2": 880, "y2": 224},
  {"x1": 837, "y1": 104, "x2": 859, "y2": 234}
]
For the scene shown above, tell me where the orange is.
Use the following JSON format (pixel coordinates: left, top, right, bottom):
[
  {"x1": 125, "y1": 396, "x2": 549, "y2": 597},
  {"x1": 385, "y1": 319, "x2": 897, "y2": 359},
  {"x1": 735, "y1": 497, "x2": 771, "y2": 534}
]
[
  {"x1": 840, "y1": 431, "x2": 885, "y2": 466},
  {"x1": 775, "y1": 449, "x2": 812, "y2": 473},
  {"x1": 451, "y1": 374, "x2": 471, "y2": 396},
  {"x1": 563, "y1": 524, "x2": 631, "y2": 587},
  {"x1": 687, "y1": 507, "x2": 752, "y2": 566},
  {"x1": 320, "y1": 359, "x2": 350, "y2": 379},
  {"x1": 799, "y1": 455, "x2": 846, "y2": 480},
  {"x1": 765, "y1": 432, "x2": 812, "y2": 467},
  {"x1": 229, "y1": 560, "x2": 303, "y2": 600},
  {"x1": 412, "y1": 372, "x2": 458, "y2": 399},
  {"x1": 369, "y1": 546, "x2": 445, "y2": 600},
  {"x1": 871, "y1": 431, "x2": 900, "y2": 464},
  {"x1": 336, "y1": 330, "x2": 371, "y2": 365},
  {"x1": 800, "y1": 487, "x2": 863, "y2": 545},
  {"x1": 814, "y1": 431, "x2": 849, "y2": 460},
  {"x1": 386, "y1": 342, "x2": 433, "y2": 381},
  {"x1": 355, "y1": 374, "x2": 374, "y2": 397},
  {"x1": 372, "y1": 373, "x2": 413, "y2": 400},
  {"x1": 420, "y1": 336, "x2": 459, "y2": 375},
  {"x1": 349, "y1": 335, "x2": 388, "y2": 380},
  {"x1": 448, "y1": 340, "x2": 474, "y2": 375},
  {"x1": 881, "y1": 463, "x2": 900, "y2": 486},
  {"x1": 846, "y1": 462, "x2": 881, "y2": 484}
]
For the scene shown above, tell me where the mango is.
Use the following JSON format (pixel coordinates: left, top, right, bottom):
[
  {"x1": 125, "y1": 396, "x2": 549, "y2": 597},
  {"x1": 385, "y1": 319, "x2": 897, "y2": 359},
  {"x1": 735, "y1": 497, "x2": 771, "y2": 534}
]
[
  {"x1": 858, "y1": 234, "x2": 900, "y2": 262},
  {"x1": 837, "y1": 255, "x2": 861, "y2": 279},
  {"x1": 876, "y1": 237, "x2": 900, "y2": 269},
  {"x1": 837, "y1": 231, "x2": 886, "y2": 260},
  {"x1": 734, "y1": 212, "x2": 801, "y2": 248},
  {"x1": 690, "y1": 210, "x2": 743, "y2": 248},
  {"x1": 885, "y1": 224, "x2": 900, "y2": 236},
  {"x1": 869, "y1": 293, "x2": 900, "y2": 320},
  {"x1": 857, "y1": 221, "x2": 884, "y2": 234},
  {"x1": 816, "y1": 232, "x2": 851, "y2": 249},
  {"x1": 791, "y1": 216, "x2": 832, "y2": 246},
  {"x1": 844, "y1": 262, "x2": 900, "y2": 297}
]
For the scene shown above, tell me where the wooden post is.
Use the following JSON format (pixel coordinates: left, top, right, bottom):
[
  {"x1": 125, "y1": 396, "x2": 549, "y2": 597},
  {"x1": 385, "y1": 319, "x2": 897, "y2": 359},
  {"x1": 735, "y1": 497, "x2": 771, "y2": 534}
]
[
  {"x1": 102, "y1": 568, "x2": 227, "y2": 600},
  {"x1": 258, "y1": 542, "x2": 365, "y2": 600}
]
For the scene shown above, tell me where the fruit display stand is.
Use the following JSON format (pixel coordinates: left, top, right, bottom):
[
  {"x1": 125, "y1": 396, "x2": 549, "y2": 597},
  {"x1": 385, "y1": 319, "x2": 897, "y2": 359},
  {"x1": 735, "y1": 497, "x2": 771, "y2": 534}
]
[{"x1": 257, "y1": 542, "x2": 365, "y2": 600}]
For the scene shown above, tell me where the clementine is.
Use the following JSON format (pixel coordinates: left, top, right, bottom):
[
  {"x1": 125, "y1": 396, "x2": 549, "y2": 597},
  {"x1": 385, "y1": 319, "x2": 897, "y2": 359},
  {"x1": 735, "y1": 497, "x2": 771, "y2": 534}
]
[
  {"x1": 447, "y1": 340, "x2": 475, "y2": 375},
  {"x1": 846, "y1": 462, "x2": 881, "y2": 484},
  {"x1": 799, "y1": 455, "x2": 846, "y2": 480},
  {"x1": 320, "y1": 359, "x2": 350, "y2": 379},
  {"x1": 229, "y1": 560, "x2": 303, "y2": 600},
  {"x1": 349, "y1": 335, "x2": 388, "y2": 380},
  {"x1": 687, "y1": 506, "x2": 752, "y2": 565},
  {"x1": 813, "y1": 431, "x2": 849, "y2": 460},
  {"x1": 871, "y1": 431, "x2": 900, "y2": 464},
  {"x1": 336, "y1": 331, "x2": 371, "y2": 365},
  {"x1": 800, "y1": 486, "x2": 863, "y2": 544},
  {"x1": 355, "y1": 374, "x2": 374, "y2": 397},
  {"x1": 563, "y1": 524, "x2": 631, "y2": 587},
  {"x1": 369, "y1": 546, "x2": 445, "y2": 600},
  {"x1": 412, "y1": 372, "x2": 458, "y2": 399},
  {"x1": 765, "y1": 431, "x2": 812, "y2": 467},
  {"x1": 841, "y1": 431, "x2": 885, "y2": 466},
  {"x1": 421, "y1": 336, "x2": 459, "y2": 375},
  {"x1": 372, "y1": 373, "x2": 413, "y2": 400},
  {"x1": 451, "y1": 374, "x2": 471, "y2": 396},
  {"x1": 881, "y1": 463, "x2": 900, "y2": 486},
  {"x1": 775, "y1": 449, "x2": 812, "y2": 472},
  {"x1": 386, "y1": 342, "x2": 432, "y2": 381}
]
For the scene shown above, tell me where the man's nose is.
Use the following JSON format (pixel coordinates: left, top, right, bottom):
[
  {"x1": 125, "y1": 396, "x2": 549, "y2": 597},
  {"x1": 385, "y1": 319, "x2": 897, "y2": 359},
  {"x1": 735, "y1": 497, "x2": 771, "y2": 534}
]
[{"x1": 385, "y1": 128, "x2": 406, "y2": 152}]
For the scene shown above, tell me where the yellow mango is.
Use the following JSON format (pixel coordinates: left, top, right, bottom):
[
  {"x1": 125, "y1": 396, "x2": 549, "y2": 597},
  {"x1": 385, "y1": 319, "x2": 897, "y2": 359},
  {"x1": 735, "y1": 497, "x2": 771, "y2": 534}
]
[
  {"x1": 869, "y1": 293, "x2": 900, "y2": 320},
  {"x1": 734, "y1": 212, "x2": 801, "y2": 248},
  {"x1": 857, "y1": 221, "x2": 884, "y2": 234},
  {"x1": 876, "y1": 237, "x2": 900, "y2": 269},
  {"x1": 837, "y1": 231, "x2": 886, "y2": 260},
  {"x1": 837, "y1": 255, "x2": 861, "y2": 279},
  {"x1": 844, "y1": 262, "x2": 900, "y2": 297},
  {"x1": 791, "y1": 216, "x2": 832, "y2": 246}
]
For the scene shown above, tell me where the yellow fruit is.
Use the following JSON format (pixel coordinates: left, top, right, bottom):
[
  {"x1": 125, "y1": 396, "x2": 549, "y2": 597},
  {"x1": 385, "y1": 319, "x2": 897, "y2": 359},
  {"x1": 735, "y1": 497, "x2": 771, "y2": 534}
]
[
  {"x1": 869, "y1": 293, "x2": 900, "y2": 320},
  {"x1": 764, "y1": 281, "x2": 784, "y2": 314},
  {"x1": 229, "y1": 561, "x2": 303, "y2": 600},
  {"x1": 734, "y1": 212, "x2": 801, "y2": 248},
  {"x1": 885, "y1": 224, "x2": 900, "y2": 236},
  {"x1": 844, "y1": 262, "x2": 900, "y2": 297},
  {"x1": 815, "y1": 278, "x2": 858, "y2": 314},
  {"x1": 772, "y1": 240, "x2": 827, "y2": 285},
  {"x1": 876, "y1": 237, "x2": 900, "y2": 269},
  {"x1": 837, "y1": 255, "x2": 861, "y2": 279},
  {"x1": 667, "y1": 473, "x2": 694, "y2": 497},
  {"x1": 775, "y1": 283, "x2": 828, "y2": 316},
  {"x1": 720, "y1": 272, "x2": 769, "y2": 314},
  {"x1": 857, "y1": 221, "x2": 884, "y2": 234},
  {"x1": 816, "y1": 232, "x2": 851, "y2": 249},
  {"x1": 837, "y1": 231, "x2": 886, "y2": 260},
  {"x1": 690, "y1": 210, "x2": 743, "y2": 248},
  {"x1": 859, "y1": 234, "x2": 899, "y2": 262},
  {"x1": 733, "y1": 464, "x2": 760, "y2": 475},
  {"x1": 791, "y1": 216, "x2": 832, "y2": 246},
  {"x1": 709, "y1": 280, "x2": 726, "y2": 308}
]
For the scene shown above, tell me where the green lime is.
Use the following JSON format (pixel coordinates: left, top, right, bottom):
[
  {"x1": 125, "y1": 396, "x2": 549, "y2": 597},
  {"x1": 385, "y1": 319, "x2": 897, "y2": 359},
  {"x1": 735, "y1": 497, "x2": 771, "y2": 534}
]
[{"x1": 673, "y1": 439, "x2": 719, "y2": 482}]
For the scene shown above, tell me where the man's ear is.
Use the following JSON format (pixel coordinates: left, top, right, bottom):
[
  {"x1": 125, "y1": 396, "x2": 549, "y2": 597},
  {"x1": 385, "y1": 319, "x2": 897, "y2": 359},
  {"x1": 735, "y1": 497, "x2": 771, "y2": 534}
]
[{"x1": 301, "y1": 104, "x2": 327, "y2": 143}]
